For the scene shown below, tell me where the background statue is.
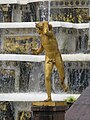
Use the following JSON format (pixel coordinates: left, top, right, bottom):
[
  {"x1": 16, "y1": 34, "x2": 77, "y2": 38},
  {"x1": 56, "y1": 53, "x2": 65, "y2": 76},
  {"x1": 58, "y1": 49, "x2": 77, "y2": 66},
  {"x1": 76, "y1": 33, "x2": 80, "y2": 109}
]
[{"x1": 32, "y1": 21, "x2": 68, "y2": 101}]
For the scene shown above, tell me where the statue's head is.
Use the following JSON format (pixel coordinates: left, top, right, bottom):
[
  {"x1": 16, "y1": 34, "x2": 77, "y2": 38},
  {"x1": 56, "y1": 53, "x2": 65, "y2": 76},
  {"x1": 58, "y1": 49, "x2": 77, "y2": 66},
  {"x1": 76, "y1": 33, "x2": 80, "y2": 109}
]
[
  {"x1": 35, "y1": 21, "x2": 53, "y2": 34},
  {"x1": 35, "y1": 22, "x2": 44, "y2": 34},
  {"x1": 35, "y1": 22, "x2": 43, "y2": 30}
]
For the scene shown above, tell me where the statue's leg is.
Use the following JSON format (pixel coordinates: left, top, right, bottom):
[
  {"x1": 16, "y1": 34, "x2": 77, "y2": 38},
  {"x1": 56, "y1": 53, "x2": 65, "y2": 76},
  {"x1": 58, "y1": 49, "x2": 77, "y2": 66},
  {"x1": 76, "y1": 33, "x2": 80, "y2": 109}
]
[
  {"x1": 44, "y1": 57, "x2": 54, "y2": 101},
  {"x1": 55, "y1": 53, "x2": 68, "y2": 92}
]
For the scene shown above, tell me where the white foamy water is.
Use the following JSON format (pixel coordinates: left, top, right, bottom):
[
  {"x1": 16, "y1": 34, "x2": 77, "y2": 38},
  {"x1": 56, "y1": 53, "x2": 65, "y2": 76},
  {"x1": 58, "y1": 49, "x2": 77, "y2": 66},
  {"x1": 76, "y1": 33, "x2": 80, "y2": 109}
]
[
  {"x1": 0, "y1": 54, "x2": 90, "y2": 62},
  {"x1": 0, "y1": 92, "x2": 80, "y2": 101},
  {"x1": 0, "y1": 21, "x2": 89, "y2": 29}
]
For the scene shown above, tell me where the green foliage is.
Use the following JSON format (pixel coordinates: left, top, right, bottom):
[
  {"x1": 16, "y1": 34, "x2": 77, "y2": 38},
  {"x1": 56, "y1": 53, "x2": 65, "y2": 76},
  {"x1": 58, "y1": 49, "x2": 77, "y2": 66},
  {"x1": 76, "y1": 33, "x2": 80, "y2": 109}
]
[{"x1": 65, "y1": 96, "x2": 77, "y2": 103}]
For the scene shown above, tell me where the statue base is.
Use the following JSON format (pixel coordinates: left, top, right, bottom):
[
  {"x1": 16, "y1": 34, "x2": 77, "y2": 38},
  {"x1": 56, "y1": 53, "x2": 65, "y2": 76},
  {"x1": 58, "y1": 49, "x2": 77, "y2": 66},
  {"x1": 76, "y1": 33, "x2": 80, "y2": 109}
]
[{"x1": 31, "y1": 101, "x2": 68, "y2": 120}]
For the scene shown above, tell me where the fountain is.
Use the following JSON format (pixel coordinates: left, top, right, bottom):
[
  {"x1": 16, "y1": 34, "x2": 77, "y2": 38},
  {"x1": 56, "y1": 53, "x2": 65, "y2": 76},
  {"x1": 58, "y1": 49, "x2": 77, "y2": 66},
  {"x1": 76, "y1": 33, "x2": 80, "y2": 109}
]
[{"x1": 0, "y1": 0, "x2": 90, "y2": 120}]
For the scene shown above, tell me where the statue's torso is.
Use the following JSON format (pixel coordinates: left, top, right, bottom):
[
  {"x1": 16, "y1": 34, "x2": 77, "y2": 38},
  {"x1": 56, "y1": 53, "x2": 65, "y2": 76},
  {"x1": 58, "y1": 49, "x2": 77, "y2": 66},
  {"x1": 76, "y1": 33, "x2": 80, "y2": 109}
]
[{"x1": 40, "y1": 34, "x2": 59, "y2": 58}]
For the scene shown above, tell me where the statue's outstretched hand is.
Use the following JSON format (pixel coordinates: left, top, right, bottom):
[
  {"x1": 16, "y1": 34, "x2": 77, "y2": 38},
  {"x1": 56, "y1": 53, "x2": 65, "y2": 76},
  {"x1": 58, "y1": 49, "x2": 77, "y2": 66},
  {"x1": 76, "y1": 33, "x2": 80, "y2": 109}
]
[{"x1": 31, "y1": 48, "x2": 38, "y2": 55}]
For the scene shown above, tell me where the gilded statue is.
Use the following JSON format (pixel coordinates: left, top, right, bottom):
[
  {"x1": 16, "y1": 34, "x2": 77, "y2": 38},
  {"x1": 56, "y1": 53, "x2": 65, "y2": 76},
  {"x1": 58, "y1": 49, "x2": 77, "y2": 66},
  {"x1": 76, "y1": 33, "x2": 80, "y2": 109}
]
[{"x1": 32, "y1": 21, "x2": 68, "y2": 101}]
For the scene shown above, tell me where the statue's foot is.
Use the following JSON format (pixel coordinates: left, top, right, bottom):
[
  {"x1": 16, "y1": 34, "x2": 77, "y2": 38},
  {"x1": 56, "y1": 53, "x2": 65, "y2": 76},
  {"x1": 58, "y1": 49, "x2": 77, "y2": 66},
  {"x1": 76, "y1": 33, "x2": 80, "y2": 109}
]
[
  {"x1": 60, "y1": 82, "x2": 69, "y2": 92},
  {"x1": 44, "y1": 97, "x2": 52, "y2": 102}
]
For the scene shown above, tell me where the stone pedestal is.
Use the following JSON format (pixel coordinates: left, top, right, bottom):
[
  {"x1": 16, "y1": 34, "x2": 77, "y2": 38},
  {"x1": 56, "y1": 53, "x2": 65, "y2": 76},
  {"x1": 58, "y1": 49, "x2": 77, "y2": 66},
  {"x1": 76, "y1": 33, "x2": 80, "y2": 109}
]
[{"x1": 31, "y1": 101, "x2": 68, "y2": 120}]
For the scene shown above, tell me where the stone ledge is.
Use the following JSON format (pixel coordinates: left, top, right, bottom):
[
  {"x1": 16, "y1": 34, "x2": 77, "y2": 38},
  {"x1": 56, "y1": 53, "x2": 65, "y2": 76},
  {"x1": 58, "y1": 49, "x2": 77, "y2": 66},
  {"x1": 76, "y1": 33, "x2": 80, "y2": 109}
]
[{"x1": 32, "y1": 101, "x2": 67, "y2": 107}]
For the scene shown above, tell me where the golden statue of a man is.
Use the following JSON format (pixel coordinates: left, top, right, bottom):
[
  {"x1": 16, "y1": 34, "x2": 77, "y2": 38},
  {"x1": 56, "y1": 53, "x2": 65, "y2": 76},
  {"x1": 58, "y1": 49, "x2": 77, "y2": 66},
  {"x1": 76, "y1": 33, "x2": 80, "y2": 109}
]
[{"x1": 32, "y1": 21, "x2": 68, "y2": 101}]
